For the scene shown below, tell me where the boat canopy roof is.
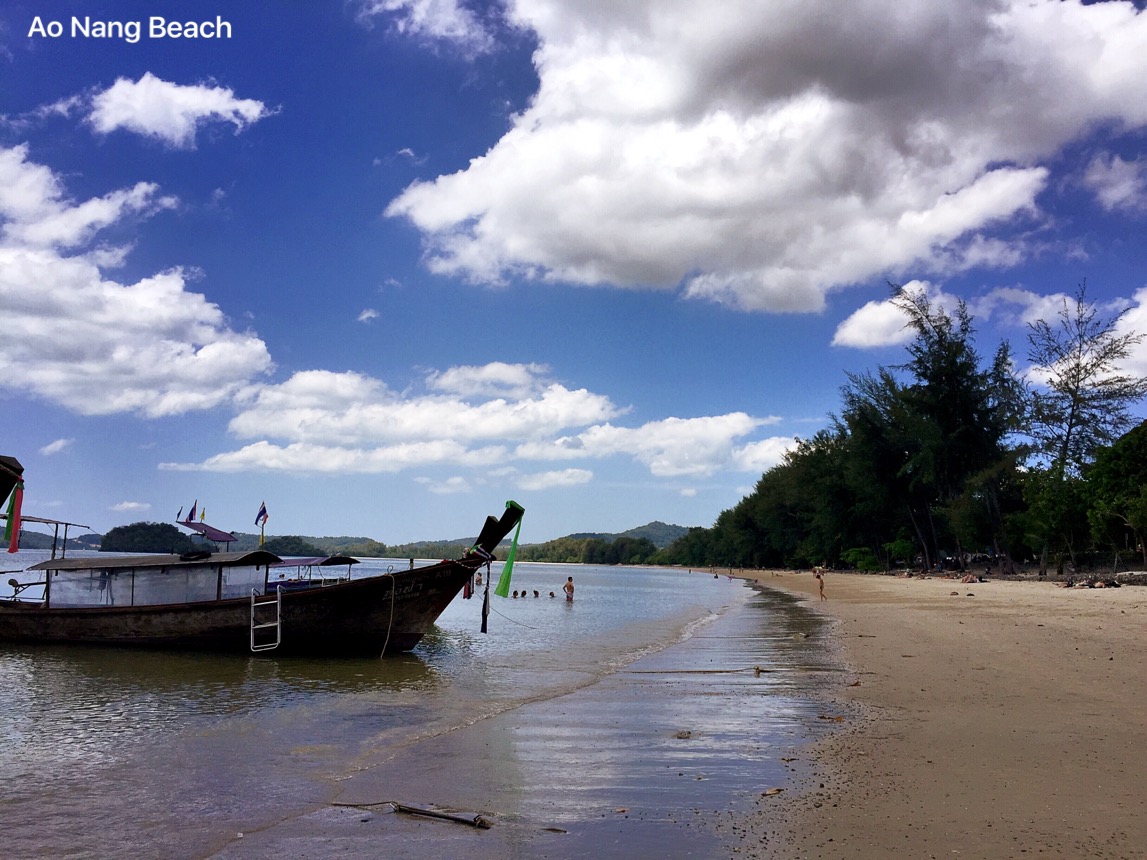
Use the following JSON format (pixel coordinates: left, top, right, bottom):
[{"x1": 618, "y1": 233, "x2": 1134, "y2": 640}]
[
  {"x1": 180, "y1": 521, "x2": 238, "y2": 543},
  {"x1": 28, "y1": 549, "x2": 282, "y2": 572},
  {"x1": 269, "y1": 555, "x2": 359, "y2": 568},
  {"x1": 1, "y1": 514, "x2": 91, "y2": 529}
]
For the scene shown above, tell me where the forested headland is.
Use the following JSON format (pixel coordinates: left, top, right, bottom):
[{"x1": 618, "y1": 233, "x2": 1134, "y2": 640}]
[{"x1": 659, "y1": 283, "x2": 1147, "y2": 577}]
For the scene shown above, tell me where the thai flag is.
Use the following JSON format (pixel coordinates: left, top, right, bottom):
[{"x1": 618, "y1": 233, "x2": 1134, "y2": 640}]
[{"x1": 255, "y1": 502, "x2": 268, "y2": 527}]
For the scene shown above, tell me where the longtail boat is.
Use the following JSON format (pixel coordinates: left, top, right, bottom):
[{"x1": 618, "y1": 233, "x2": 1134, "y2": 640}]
[{"x1": 0, "y1": 457, "x2": 524, "y2": 657}]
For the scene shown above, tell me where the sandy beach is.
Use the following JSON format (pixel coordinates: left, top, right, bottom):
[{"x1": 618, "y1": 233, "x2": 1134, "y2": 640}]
[{"x1": 742, "y1": 571, "x2": 1147, "y2": 859}]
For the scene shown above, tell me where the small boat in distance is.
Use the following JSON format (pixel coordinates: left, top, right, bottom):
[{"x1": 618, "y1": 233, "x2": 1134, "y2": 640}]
[{"x1": 0, "y1": 459, "x2": 524, "y2": 657}]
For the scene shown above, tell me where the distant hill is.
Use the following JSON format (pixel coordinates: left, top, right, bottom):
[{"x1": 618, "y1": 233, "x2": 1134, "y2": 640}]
[
  {"x1": 71, "y1": 520, "x2": 693, "y2": 557},
  {"x1": 565, "y1": 521, "x2": 690, "y2": 549},
  {"x1": 12, "y1": 529, "x2": 99, "y2": 551}
]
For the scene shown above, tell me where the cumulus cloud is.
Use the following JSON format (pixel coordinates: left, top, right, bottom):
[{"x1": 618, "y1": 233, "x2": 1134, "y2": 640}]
[
  {"x1": 89, "y1": 73, "x2": 272, "y2": 148},
  {"x1": 0, "y1": 144, "x2": 174, "y2": 249},
  {"x1": 516, "y1": 468, "x2": 592, "y2": 490},
  {"x1": 387, "y1": 0, "x2": 1147, "y2": 311},
  {"x1": 514, "y1": 413, "x2": 769, "y2": 477},
  {"x1": 357, "y1": 308, "x2": 380, "y2": 323},
  {"x1": 355, "y1": 0, "x2": 496, "y2": 55},
  {"x1": 162, "y1": 362, "x2": 777, "y2": 479},
  {"x1": 833, "y1": 280, "x2": 942, "y2": 348},
  {"x1": 0, "y1": 145, "x2": 273, "y2": 417},
  {"x1": 731, "y1": 436, "x2": 799, "y2": 473},
  {"x1": 1083, "y1": 154, "x2": 1147, "y2": 212},
  {"x1": 427, "y1": 361, "x2": 551, "y2": 398}
]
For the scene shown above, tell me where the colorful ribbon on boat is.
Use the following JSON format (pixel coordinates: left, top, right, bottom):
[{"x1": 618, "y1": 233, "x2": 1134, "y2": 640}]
[
  {"x1": 493, "y1": 505, "x2": 523, "y2": 598},
  {"x1": 4, "y1": 480, "x2": 23, "y2": 553}
]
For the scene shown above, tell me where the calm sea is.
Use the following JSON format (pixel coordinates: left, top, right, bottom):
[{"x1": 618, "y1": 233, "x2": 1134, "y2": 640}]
[{"x1": 0, "y1": 552, "x2": 833, "y2": 860}]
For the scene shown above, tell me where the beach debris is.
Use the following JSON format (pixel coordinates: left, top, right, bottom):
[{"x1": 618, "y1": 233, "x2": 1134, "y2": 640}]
[
  {"x1": 542, "y1": 827, "x2": 568, "y2": 833},
  {"x1": 849, "y1": 680, "x2": 862, "y2": 687},
  {"x1": 950, "y1": 591, "x2": 960, "y2": 595},
  {"x1": 762, "y1": 788, "x2": 785, "y2": 796},
  {"x1": 781, "y1": 757, "x2": 797, "y2": 762},
  {"x1": 967, "y1": 592, "x2": 975, "y2": 597},
  {"x1": 332, "y1": 801, "x2": 492, "y2": 829},
  {"x1": 614, "y1": 807, "x2": 629, "y2": 814},
  {"x1": 818, "y1": 714, "x2": 845, "y2": 722},
  {"x1": 675, "y1": 730, "x2": 693, "y2": 739}
]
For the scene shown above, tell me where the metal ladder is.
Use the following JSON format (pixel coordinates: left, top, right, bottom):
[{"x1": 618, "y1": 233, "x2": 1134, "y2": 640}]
[{"x1": 250, "y1": 587, "x2": 282, "y2": 652}]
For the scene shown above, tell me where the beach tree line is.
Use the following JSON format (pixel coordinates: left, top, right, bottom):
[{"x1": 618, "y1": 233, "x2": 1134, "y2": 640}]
[{"x1": 661, "y1": 283, "x2": 1147, "y2": 575}]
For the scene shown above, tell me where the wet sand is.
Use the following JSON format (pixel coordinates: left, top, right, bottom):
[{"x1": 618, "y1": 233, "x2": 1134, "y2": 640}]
[
  {"x1": 740, "y1": 570, "x2": 1147, "y2": 859},
  {"x1": 204, "y1": 582, "x2": 835, "y2": 860}
]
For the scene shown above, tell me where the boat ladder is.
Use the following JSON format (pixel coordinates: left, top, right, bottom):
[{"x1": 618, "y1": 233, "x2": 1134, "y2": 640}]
[{"x1": 250, "y1": 587, "x2": 282, "y2": 652}]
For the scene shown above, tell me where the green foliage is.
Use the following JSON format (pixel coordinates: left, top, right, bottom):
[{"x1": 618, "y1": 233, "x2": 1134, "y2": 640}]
[
  {"x1": 662, "y1": 282, "x2": 1147, "y2": 574},
  {"x1": 882, "y1": 537, "x2": 916, "y2": 566},
  {"x1": 1085, "y1": 420, "x2": 1147, "y2": 565},
  {"x1": 520, "y1": 535, "x2": 659, "y2": 565},
  {"x1": 101, "y1": 522, "x2": 194, "y2": 553},
  {"x1": 840, "y1": 547, "x2": 880, "y2": 572},
  {"x1": 261, "y1": 535, "x2": 324, "y2": 557}
]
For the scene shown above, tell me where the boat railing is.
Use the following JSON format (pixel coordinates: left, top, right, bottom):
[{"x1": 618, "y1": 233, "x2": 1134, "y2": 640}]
[{"x1": 5, "y1": 577, "x2": 46, "y2": 602}]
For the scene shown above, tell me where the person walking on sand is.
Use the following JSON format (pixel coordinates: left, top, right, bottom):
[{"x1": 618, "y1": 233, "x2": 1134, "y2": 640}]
[
  {"x1": 815, "y1": 568, "x2": 826, "y2": 600},
  {"x1": 563, "y1": 576, "x2": 575, "y2": 602}
]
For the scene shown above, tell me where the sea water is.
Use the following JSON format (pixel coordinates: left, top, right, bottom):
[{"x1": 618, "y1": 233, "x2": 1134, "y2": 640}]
[{"x1": 0, "y1": 555, "x2": 832, "y2": 859}]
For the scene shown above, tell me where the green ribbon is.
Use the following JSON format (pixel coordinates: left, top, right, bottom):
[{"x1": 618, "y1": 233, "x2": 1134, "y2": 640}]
[{"x1": 493, "y1": 506, "x2": 523, "y2": 598}]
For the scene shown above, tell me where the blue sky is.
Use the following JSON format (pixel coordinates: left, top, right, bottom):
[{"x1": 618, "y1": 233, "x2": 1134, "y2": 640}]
[{"x1": 3, "y1": 0, "x2": 1147, "y2": 544}]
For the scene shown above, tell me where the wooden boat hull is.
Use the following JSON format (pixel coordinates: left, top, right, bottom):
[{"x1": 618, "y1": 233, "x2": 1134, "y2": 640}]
[{"x1": 0, "y1": 558, "x2": 480, "y2": 657}]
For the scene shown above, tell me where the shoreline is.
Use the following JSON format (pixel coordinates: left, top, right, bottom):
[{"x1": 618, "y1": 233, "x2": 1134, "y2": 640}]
[
  {"x1": 737, "y1": 570, "x2": 1146, "y2": 858},
  {"x1": 200, "y1": 575, "x2": 835, "y2": 860}
]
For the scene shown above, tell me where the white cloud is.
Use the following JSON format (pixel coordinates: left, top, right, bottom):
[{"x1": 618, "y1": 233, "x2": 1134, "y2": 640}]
[
  {"x1": 1113, "y1": 287, "x2": 1147, "y2": 378},
  {"x1": 1083, "y1": 154, "x2": 1147, "y2": 212},
  {"x1": 112, "y1": 501, "x2": 151, "y2": 512},
  {"x1": 731, "y1": 436, "x2": 798, "y2": 473},
  {"x1": 427, "y1": 361, "x2": 551, "y2": 398},
  {"x1": 357, "y1": 308, "x2": 380, "y2": 323},
  {"x1": 165, "y1": 439, "x2": 507, "y2": 474},
  {"x1": 164, "y1": 362, "x2": 778, "y2": 479},
  {"x1": 515, "y1": 413, "x2": 767, "y2": 477},
  {"x1": 89, "y1": 73, "x2": 272, "y2": 148},
  {"x1": 516, "y1": 468, "x2": 592, "y2": 490},
  {"x1": 415, "y1": 475, "x2": 473, "y2": 494},
  {"x1": 387, "y1": 0, "x2": 1147, "y2": 311},
  {"x1": 0, "y1": 145, "x2": 273, "y2": 417},
  {"x1": 356, "y1": 0, "x2": 496, "y2": 55},
  {"x1": 833, "y1": 280, "x2": 946, "y2": 348},
  {"x1": 973, "y1": 285, "x2": 1075, "y2": 329},
  {"x1": 223, "y1": 365, "x2": 619, "y2": 446},
  {"x1": 0, "y1": 144, "x2": 175, "y2": 249},
  {"x1": 39, "y1": 438, "x2": 73, "y2": 456}
]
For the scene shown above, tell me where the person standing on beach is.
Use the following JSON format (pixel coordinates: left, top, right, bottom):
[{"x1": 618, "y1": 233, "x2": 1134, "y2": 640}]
[
  {"x1": 563, "y1": 576, "x2": 575, "y2": 602},
  {"x1": 815, "y1": 568, "x2": 826, "y2": 600}
]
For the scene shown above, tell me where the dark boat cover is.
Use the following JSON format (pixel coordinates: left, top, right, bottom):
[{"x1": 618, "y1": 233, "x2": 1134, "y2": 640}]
[{"x1": 0, "y1": 456, "x2": 23, "y2": 507}]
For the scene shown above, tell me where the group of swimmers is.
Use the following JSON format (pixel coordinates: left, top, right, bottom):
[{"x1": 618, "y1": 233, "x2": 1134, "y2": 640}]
[{"x1": 509, "y1": 576, "x2": 576, "y2": 602}]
